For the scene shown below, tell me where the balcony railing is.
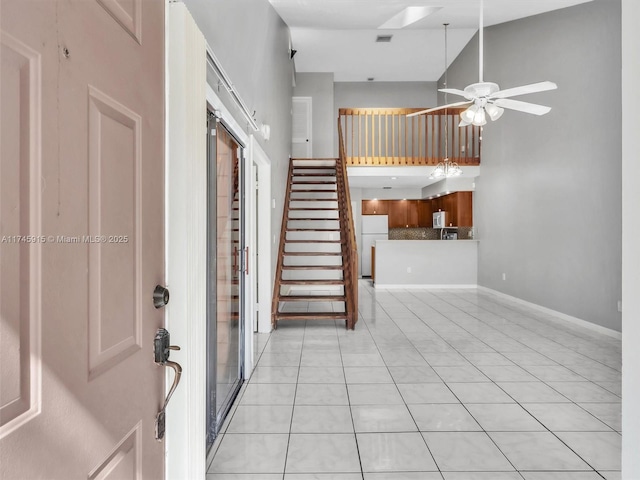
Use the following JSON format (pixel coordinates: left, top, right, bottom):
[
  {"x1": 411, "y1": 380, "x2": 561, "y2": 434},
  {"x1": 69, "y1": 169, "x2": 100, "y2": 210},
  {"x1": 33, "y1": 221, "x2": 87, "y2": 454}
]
[{"x1": 338, "y1": 107, "x2": 481, "y2": 166}]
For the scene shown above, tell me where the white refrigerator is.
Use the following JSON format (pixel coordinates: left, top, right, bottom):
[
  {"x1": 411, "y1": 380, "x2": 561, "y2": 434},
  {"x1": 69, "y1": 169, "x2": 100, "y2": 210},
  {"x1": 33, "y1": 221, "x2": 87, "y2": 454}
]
[{"x1": 361, "y1": 215, "x2": 388, "y2": 277}]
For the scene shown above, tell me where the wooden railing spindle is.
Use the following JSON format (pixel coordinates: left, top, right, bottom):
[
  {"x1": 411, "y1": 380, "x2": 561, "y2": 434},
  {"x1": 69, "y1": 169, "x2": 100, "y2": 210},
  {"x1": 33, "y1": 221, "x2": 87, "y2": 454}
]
[{"x1": 337, "y1": 108, "x2": 480, "y2": 166}]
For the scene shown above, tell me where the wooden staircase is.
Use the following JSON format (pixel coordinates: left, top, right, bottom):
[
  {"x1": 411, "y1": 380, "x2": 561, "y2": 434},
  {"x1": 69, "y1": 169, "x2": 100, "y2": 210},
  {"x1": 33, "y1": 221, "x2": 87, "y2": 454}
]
[{"x1": 272, "y1": 158, "x2": 358, "y2": 329}]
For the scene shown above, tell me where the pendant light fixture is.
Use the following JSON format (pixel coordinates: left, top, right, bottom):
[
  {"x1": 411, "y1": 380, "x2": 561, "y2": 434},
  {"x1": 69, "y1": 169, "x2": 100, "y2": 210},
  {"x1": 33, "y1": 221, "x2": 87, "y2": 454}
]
[{"x1": 429, "y1": 23, "x2": 462, "y2": 180}]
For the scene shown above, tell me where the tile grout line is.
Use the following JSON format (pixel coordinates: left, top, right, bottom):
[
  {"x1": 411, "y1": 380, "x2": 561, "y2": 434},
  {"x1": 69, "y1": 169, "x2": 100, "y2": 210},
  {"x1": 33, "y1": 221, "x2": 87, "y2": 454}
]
[
  {"x1": 398, "y1": 286, "x2": 615, "y2": 476},
  {"x1": 336, "y1": 318, "x2": 366, "y2": 480},
  {"x1": 372, "y1": 284, "x2": 611, "y2": 476},
  {"x1": 355, "y1": 296, "x2": 444, "y2": 476},
  {"x1": 406, "y1": 288, "x2": 621, "y2": 435},
  {"x1": 280, "y1": 320, "x2": 306, "y2": 479}
]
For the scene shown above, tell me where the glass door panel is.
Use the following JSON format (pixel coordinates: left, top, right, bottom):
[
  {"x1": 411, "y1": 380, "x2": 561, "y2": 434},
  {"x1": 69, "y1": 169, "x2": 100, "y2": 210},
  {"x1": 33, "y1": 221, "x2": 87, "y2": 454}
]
[{"x1": 206, "y1": 114, "x2": 244, "y2": 450}]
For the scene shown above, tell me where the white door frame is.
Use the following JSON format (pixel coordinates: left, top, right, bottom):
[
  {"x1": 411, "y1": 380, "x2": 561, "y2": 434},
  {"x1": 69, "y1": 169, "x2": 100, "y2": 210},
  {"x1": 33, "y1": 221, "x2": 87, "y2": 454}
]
[
  {"x1": 165, "y1": 4, "x2": 208, "y2": 479},
  {"x1": 249, "y1": 136, "x2": 273, "y2": 334},
  {"x1": 292, "y1": 96, "x2": 312, "y2": 157}
]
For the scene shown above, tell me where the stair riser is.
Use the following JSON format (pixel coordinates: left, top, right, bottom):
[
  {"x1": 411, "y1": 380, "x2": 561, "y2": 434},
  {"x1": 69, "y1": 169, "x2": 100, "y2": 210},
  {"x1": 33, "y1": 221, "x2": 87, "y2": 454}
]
[
  {"x1": 289, "y1": 200, "x2": 338, "y2": 208},
  {"x1": 286, "y1": 232, "x2": 341, "y2": 241},
  {"x1": 282, "y1": 271, "x2": 344, "y2": 281},
  {"x1": 284, "y1": 244, "x2": 342, "y2": 253},
  {"x1": 284, "y1": 257, "x2": 343, "y2": 266},
  {"x1": 289, "y1": 193, "x2": 338, "y2": 200},
  {"x1": 287, "y1": 220, "x2": 340, "y2": 229}
]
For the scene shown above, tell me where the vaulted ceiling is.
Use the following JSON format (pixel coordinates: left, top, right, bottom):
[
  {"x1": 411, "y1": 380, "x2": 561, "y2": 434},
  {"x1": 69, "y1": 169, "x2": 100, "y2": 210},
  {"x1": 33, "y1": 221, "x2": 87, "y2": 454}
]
[{"x1": 269, "y1": 0, "x2": 593, "y2": 82}]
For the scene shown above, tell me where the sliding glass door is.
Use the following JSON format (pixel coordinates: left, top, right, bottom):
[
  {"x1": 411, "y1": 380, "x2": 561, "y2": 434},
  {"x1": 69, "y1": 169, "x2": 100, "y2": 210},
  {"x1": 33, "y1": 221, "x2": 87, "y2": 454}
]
[{"x1": 206, "y1": 112, "x2": 245, "y2": 449}]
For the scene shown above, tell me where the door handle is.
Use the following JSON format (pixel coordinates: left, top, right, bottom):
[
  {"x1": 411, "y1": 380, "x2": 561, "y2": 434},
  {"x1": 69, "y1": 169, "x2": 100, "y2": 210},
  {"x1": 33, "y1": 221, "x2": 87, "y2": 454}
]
[
  {"x1": 244, "y1": 246, "x2": 249, "y2": 275},
  {"x1": 154, "y1": 328, "x2": 182, "y2": 441},
  {"x1": 233, "y1": 246, "x2": 239, "y2": 273}
]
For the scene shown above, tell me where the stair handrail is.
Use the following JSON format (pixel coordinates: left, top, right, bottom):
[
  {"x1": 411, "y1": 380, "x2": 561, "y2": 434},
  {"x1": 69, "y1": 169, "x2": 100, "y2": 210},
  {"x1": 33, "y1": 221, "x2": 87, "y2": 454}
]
[{"x1": 336, "y1": 119, "x2": 358, "y2": 329}]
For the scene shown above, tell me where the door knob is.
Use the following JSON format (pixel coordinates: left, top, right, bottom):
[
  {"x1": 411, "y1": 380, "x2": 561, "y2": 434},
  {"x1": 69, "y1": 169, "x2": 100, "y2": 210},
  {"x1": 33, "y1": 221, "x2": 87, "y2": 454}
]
[{"x1": 153, "y1": 285, "x2": 170, "y2": 309}]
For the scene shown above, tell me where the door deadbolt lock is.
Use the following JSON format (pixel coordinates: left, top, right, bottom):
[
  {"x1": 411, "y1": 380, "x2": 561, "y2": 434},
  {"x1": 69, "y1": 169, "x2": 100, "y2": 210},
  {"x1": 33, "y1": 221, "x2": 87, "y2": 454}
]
[{"x1": 153, "y1": 285, "x2": 170, "y2": 309}]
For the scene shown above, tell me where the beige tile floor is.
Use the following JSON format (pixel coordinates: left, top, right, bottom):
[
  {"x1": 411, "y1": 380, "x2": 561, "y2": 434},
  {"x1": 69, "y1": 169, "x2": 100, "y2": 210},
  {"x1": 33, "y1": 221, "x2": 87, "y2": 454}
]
[{"x1": 207, "y1": 281, "x2": 622, "y2": 480}]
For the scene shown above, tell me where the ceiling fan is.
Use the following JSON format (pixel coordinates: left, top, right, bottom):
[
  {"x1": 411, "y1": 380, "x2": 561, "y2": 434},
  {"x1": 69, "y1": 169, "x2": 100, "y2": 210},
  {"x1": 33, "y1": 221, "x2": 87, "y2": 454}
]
[{"x1": 408, "y1": 0, "x2": 557, "y2": 126}]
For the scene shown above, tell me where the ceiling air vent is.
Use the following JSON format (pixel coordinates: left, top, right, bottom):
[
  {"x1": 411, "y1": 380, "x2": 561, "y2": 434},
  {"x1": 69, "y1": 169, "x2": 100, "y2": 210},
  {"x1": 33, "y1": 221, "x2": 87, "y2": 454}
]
[
  {"x1": 376, "y1": 35, "x2": 393, "y2": 43},
  {"x1": 383, "y1": 186, "x2": 392, "y2": 189}
]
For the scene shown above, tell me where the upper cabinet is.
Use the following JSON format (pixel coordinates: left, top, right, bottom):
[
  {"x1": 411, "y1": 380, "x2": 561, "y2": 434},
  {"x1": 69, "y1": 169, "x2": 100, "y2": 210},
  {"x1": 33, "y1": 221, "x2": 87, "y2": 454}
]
[
  {"x1": 430, "y1": 192, "x2": 473, "y2": 227},
  {"x1": 362, "y1": 199, "x2": 388, "y2": 215},
  {"x1": 406, "y1": 200, "x2": 420, "y2": 228},
  {"x1": 388, "y1": 201, "x2": 408, "y2": 228},
  {"x1": 362, "y1": 193, "x2": 473, "y2": 228},
  {"x1": 455, "y1": 192, "x2": 473, "y2": 227}
]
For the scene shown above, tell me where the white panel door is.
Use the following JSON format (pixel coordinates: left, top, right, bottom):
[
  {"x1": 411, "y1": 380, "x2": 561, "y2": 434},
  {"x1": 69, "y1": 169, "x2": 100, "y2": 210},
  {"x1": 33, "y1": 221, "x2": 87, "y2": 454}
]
[
  {"x1": 0, "y1": 0, "x2": 165, "y2": 478},
  {"x1": 292, "y1": 96, "x2": 312, "y2": 158}
]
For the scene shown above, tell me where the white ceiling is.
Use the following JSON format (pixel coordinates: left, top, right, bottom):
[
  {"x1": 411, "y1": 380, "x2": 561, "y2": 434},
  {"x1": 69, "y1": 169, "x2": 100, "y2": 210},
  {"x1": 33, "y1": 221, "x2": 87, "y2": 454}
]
[
  {"x1": 347, "y1": 165, "x2": 480, "y2": 190},
  {"x1": 270, "y1": 0, "x2": 593, "y2": 81}
]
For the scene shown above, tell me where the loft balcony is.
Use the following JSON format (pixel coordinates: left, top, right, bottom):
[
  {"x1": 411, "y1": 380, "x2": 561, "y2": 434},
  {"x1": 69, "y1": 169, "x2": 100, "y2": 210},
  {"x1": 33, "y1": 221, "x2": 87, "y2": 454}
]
[{"x1": 338, "y1": 107, "x2": 481, "y2": 167}]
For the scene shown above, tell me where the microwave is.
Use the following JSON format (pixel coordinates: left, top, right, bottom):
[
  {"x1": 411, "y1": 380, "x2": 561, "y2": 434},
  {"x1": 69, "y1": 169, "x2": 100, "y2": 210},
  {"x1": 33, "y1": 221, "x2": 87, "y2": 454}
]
[{"x1": 433, "y1": 211, "x2": 446, "y2": 228}]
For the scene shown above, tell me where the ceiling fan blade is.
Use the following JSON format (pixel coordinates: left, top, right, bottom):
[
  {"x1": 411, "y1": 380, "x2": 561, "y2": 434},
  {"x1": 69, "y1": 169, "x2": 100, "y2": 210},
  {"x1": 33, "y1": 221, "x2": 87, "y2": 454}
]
[
  {"x1": 438, "y1": 88, "x2": 471, "y2": 98},
  {"x1": 407, "y1": 101, "x2": 472, "y2": 118},
  {"x1": 490, "y1": 81, "x2": 557, "y2": 99},
  {"x1": 493, "y1": 98, "x2": 551, "y2": 115}
]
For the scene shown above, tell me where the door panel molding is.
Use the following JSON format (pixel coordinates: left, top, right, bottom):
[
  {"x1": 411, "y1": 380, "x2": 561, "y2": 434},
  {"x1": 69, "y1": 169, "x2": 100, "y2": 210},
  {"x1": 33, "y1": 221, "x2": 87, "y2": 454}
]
[
  {"x1": 0, "y1": 31, "x2": 42, "y2": 438},
  {"x1": 88, "y1": 421, "x2": 142, "y2": 480},
  {"x1": 96, "y1": 0, "x2": 142, "y2": 44},
  {"x1": 87, "y1": 85, "x2": 143, "y2": 380}
]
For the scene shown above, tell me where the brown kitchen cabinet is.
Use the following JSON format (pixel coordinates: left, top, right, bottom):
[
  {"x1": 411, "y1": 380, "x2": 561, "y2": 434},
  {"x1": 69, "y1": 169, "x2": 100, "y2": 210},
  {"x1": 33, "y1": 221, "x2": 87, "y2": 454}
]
[
  {"x1": 362, "y1": 199, "x2": 388, "y2": 215},
  {"x1": 364, "y1": 196, "x2": 470, "y2": 228},
  {"x1": 388, "y1": 200, "x2": 408, "y2": 228},
  {"x1": 429, "y1": 192, "x2": 473, "y2": 227},
  {"x1": 418, "y1": 200, "x2": 432, "y2": 227},
  {"x1": 406, "y1": 200, "x2": 420, "y2": 227},
  {"x1": 456, "y1": 191, "x2": 473, "y2": 226}
]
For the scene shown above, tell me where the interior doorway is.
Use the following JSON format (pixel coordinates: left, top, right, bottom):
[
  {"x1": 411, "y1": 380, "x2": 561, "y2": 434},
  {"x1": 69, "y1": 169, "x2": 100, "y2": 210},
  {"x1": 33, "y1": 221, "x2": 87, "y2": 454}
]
[
  {"x1": 249, "y1": 136, "x2": 273, "y2": 334},
  {"x1": 292, "y1": 96, "x2": 312, "y2": 157}
]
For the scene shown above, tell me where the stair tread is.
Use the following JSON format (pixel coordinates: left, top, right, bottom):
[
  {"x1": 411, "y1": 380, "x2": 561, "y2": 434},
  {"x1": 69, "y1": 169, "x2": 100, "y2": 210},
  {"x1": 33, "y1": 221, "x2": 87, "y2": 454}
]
[
  {"x1": 291, "y1": 189, "x2": 337, "y2": 193},
  {"x1": 279, "y1": 295, "x2": 346, "y2": 302},
  {"x1": 291, "y1": 158, "x2": 338, "y2": 161},
  {"x1": 282, "y1": 265, "x2": 344, "y2": 270},
  {"x1": 283, "y1": 251, "x2": 342, "y2": 256},
  {"x1": 286, "y1": 228, "x2": 341, "y2": 231},
  {"x1": 292, "y1": 165, "x2": 337, "y2": 169},
  {"x1": 280, "y1": 280, "x2": 345, "y2": 285},
  {"x1": 285, "y1": 240, "x2": 342, "y2": 243},
  {"x1": 289, "y1": 208, "x2": 339, "y2": 211},
  {"x1": 289, "y1": 198, "x2": 338, "y2": 202},
  {"x1": 288, "y1": 218, "x2": 338, "y2": 221},
  {"x1": 292, "y1": 173, "x2": 336, "y2": 177},
  {"x1": 292, "y1": 181, "x2": 337, "y2": 184},
  {"x1": 274, "y1": 312, "x2": 348, "y2": 320}
]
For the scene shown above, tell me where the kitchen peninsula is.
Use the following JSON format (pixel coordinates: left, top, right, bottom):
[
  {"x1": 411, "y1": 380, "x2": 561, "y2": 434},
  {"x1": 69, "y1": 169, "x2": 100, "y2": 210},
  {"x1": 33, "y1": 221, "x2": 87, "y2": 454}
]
[
  {"x1": 373, "y1": 239, "x2": 478, "y2": 288},
  {"x1": 362, "y1": 193, "x2": 477, "y2": 288}
]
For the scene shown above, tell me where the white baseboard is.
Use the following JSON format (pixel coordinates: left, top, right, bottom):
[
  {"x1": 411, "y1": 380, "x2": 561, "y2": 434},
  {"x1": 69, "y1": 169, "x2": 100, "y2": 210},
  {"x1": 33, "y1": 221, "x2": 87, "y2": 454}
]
[
  {"x1": 374, "y1": 284, "x2": 478, "y2": 290},
  {"x1": 477, "y1": 286, "x2": 622, "y2": 340}
]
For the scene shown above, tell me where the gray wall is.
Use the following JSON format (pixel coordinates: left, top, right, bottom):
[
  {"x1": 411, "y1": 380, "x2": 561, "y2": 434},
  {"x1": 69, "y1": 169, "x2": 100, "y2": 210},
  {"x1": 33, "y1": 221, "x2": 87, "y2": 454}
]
[
  {"x1": 293, "y1": 73, "x2": 335, "y2": 157},
  {"x1": 621, "y1": 0, "x2": 640, "y2": 474},
  {"x1": 182, "y1": 0, "x2": 293, "y2": 275},
  {"x1": 334, "y1": 81, "x2": 438, "y2": 157},
  {"x1": 442, "y1": 0, "x2": 622, "y2": 331}
]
